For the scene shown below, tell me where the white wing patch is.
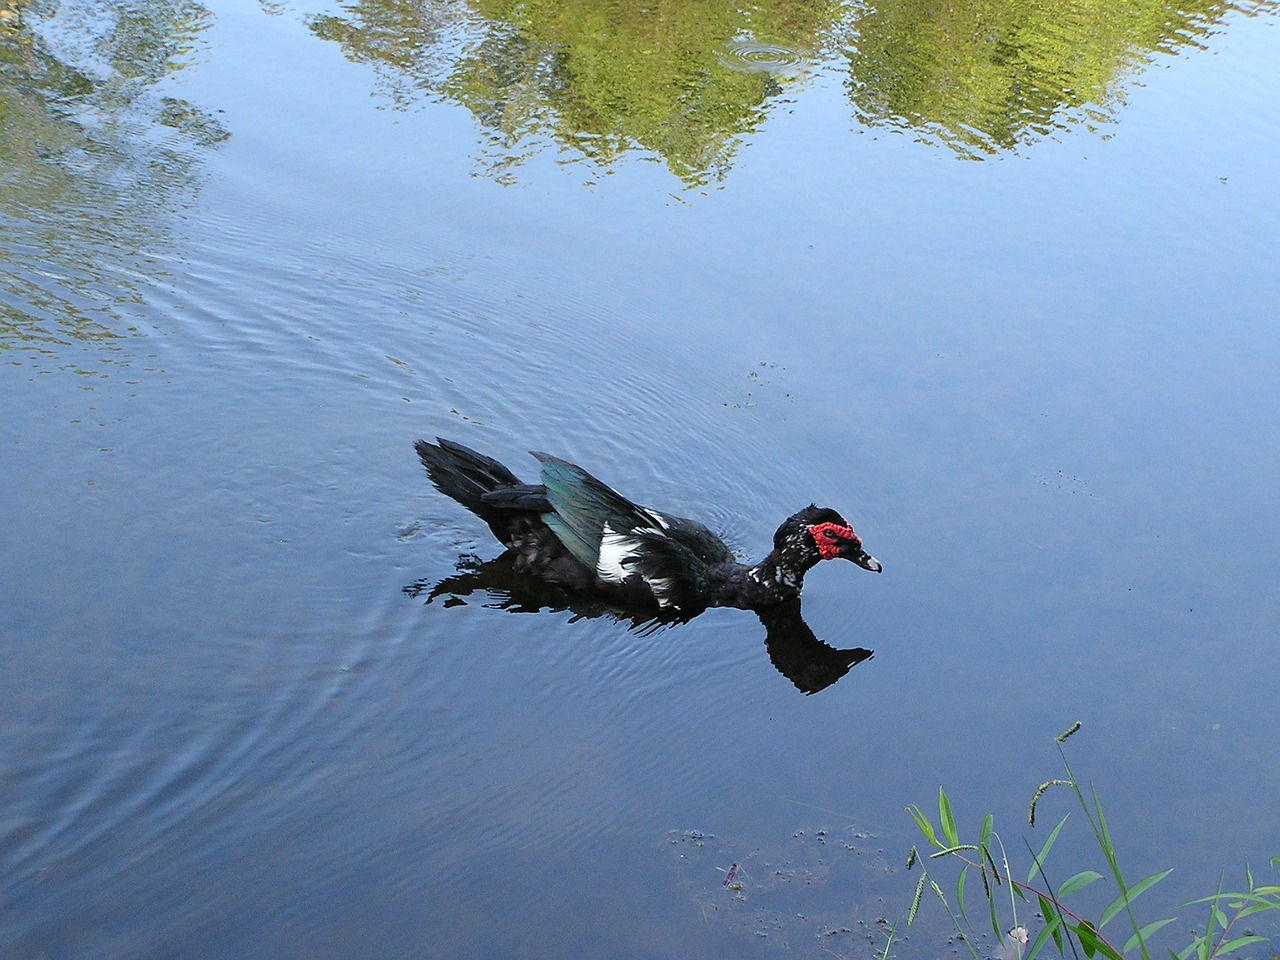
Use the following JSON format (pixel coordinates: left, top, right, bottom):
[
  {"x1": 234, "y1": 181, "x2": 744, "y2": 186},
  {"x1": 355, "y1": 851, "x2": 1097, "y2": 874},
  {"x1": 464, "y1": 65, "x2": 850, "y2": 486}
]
[
  {"x1": 596, "y1": 524, "x2": 638, "y2": 583},
  {"x1": 649, "y1": 512, "x2": 673, "y2": 530},
  {"x1": 596, "y1": 523, "x2": 676, "y2": 606}
]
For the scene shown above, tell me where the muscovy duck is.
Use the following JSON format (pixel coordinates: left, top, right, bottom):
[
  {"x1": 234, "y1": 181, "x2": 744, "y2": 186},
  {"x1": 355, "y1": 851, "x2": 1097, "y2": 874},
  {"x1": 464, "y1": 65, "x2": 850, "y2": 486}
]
[{"x1": 414, "y1": 437, "x2": 881, "y2": 613}]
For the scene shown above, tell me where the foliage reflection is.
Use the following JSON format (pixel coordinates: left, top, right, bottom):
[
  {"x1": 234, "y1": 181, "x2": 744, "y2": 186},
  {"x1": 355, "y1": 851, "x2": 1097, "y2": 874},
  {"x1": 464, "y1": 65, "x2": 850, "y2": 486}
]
[
  {"x1": 845, "y1": 0, "x2": 1276, "y2": 157},
  {"x1": 0, "y1": 0, "x2": 226, "y2": 369},
  {"x1": 312, "y1": 0, "x2": 1275, "y2": 180}
]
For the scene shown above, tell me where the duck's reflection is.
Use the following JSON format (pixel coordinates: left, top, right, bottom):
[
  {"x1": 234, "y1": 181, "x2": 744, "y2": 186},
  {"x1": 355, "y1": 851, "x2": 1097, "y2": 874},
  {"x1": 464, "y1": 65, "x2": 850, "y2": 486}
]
[
  {"x1": 756, "y1": 600, "x2": 874, "y2": 695},
  {"x1": 406, "y1": 553, "x2": 874, "y2": 695}
]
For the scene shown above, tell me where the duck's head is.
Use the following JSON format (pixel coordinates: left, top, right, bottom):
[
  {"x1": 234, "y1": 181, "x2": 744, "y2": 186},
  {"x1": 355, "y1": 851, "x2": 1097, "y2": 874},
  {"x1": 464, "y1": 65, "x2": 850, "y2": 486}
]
[{"x1": 776, "y1": 505, "x2": 881, "y2": 573}]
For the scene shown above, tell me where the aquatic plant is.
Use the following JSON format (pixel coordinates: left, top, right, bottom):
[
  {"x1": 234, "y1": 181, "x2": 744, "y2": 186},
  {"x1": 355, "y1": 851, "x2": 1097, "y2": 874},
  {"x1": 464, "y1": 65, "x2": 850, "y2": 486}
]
[{"x1": 904, "y1": 723, "x2": 1280, "y2": 960}]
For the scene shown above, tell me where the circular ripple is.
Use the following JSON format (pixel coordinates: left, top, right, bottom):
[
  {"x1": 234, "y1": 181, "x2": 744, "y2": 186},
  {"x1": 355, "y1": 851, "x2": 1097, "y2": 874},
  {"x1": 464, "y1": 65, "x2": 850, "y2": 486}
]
[{"x1": 717, "y1": 39, "x2": 810, "y2": 77}]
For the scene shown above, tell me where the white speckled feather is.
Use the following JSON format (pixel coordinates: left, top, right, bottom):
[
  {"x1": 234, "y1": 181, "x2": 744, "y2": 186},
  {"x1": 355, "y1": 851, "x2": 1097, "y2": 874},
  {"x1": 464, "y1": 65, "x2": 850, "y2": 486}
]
[
  {"x1": 595, "y1": 524, "x2": 636, "y2": 583},
  {"x1": 596, "y1": 523, "x2": 676, "y2": 604}
]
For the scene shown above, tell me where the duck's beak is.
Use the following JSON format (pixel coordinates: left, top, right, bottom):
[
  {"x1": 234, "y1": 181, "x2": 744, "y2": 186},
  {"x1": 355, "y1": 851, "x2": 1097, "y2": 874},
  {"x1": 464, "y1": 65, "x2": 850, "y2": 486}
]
[{"x1": 841, "y1": 540, "x2": 882, "y2": 573}]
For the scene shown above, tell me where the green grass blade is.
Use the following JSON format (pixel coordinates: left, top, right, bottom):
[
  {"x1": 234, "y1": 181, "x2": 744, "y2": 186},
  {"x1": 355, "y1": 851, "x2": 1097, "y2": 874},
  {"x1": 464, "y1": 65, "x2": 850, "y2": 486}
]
[
  {"x1": 1234, "y1": 900, "x2": 1280, "y2": 919},
  {"x1": 1038, "y1": 894, "x2": 1055, "y2": 919},
  {"x1": 1036, "y1": 892, "x2": 1055, "y2": 917},
  {"x1": 957, "y1": 866, "x2": 968, "y2": 919},
  {"x1": 1059, "y1": 871, "x2": 1105, "y2": 898},
  {"x1": 877, "y1": 920, "x2": 897, "y2": 960},
  {"x1": 908, "y1": 804, "x2": 939, "y2": 847},
  {"x1": 1035, "y1": 894, "x2": 1066, "y2": 955},
  {"x1": 939, "y1": 788, "x2": 959, "y2": 847},
  {"x1": 978, "y1": 813, "x2": 994, "y2": 895},
  {"x1": 1077, "y1": 920, "x2": 1123, "y2": 960},
  {"x1": 1077, "y1": 921, "x2": 1099, "y2": 959},
  {"x1": 1027, "y1": 914, "x2": 1063, "y2": 960},
  {"x1": 1185, "y1": 892, "x2": 1269, "y2": 906},
  {"x1": 1123, "y1": 918, "x2": 1176, "y2": 953},
  {"x1": 1199, "y1": 895, "x2": 1218, "y2": 960},
  {"x1": 1028, "y1": 814, "x2": 1069, "y2": 885},
  {"x1": 1195, "y1": 876, "x2": 1227, "y2": 960},
  {"x1": 1099, "y1": 869, "x2": 1173, "y2": 927},
  {"x1": 1086, "y1": 782, "x2": 1126, "y2": 890},
  {"x1": 1214, "y1": 934, "x2": 1268, "y2": 956}
]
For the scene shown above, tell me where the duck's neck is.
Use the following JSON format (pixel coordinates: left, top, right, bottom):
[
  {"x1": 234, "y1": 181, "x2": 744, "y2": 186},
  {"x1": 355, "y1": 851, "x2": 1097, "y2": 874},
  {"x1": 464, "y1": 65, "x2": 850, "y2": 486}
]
[
  {"x1": 710, "y1": 550, "x2": 818, "y2": 610},
  {"x1": 752, "y1": 550, "x2": 816, "y2": 592}
]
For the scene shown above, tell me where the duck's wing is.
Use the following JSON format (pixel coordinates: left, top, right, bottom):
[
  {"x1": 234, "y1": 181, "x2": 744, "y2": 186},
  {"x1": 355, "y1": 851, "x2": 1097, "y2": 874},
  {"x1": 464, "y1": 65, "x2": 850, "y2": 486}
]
[
  {"x1": 531, "y1": 452, "x2": 712, "y2": 609},
  {"x1": 606, "y1": 526, "x2": 713, "y2": 610},
  {"x1": 650, "y1": 512, "x2": 736, "y2": 566}
]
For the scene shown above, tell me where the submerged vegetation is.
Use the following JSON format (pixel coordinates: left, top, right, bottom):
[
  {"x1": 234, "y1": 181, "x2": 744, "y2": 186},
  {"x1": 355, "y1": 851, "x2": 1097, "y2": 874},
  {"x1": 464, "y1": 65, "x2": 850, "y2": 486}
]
[{"x1": 903, "y1": 724, "x2": 1280, "y2": 960}]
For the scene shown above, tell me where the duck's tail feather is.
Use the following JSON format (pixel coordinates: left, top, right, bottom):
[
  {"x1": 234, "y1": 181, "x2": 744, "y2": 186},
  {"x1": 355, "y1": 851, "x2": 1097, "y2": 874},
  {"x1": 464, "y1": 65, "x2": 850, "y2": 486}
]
[
  {"x1": 415, "y1": 438, "x2": 535, "y2": 542},
  {"x1": 480, "y1": 485, "x2": 551, "y2": 512}
]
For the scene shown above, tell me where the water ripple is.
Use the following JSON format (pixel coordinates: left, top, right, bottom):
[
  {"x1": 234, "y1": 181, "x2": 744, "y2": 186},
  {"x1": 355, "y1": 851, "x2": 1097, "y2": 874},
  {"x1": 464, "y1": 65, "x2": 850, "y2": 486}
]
[{"x1": 717, "y1": 39, "x2": 811, "y2": 78}]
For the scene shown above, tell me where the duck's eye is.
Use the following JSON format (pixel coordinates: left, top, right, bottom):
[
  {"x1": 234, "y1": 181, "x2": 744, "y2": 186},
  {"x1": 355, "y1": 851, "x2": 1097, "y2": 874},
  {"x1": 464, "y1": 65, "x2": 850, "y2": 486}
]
[{"x1": 824, "y1": 528, "x2": 840, "y2": 540}]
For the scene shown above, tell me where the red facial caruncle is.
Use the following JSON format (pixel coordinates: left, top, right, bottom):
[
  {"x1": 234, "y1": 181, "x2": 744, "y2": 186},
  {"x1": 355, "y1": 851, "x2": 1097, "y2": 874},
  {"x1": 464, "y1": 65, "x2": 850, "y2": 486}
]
[{"x1": 807, "y1": 520, "x2": 858, "y2": 560}]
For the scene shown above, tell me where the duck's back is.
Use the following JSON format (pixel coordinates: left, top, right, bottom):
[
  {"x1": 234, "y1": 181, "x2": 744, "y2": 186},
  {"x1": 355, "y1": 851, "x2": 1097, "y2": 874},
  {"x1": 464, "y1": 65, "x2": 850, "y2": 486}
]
[{"x1": 531, "y1": 453, "x2": 749, "y2": 610}]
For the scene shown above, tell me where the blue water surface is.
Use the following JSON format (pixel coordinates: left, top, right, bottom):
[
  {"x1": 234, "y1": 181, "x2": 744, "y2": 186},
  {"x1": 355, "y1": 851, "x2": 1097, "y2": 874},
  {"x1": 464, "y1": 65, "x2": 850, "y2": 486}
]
[{"x1": 2, "y1": 1, "x2": 1278, "y2": 957}]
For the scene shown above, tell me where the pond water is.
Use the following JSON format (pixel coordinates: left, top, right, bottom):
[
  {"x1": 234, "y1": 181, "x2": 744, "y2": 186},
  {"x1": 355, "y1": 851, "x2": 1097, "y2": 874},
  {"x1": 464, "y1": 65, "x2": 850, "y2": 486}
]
[{"x1": 3, "y1": 0, "x2": 1279, "y2": 957}]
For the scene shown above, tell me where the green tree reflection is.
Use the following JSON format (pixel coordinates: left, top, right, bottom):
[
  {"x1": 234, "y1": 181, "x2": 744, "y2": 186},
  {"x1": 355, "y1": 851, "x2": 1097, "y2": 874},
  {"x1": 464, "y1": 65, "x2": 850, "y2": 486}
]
[
  {"x1": 844, "y1": 0, "x2": 1274, "y2": 157},
  {"x1": 312, "y1": 0, "x2": 1274, "y2": 180},
  {"x1": 311, "y1": 0, "x2": 837, "y2": 185},
  {"x1": 0, "y1": 0, "x2": 227, "y2": 370}
]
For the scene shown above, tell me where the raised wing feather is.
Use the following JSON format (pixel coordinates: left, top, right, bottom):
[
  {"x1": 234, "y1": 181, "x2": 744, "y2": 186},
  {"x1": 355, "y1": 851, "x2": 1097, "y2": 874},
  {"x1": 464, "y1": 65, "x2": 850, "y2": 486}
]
[
  {"x1": 531, "y1": 452, "x2": 718, "y2": 609},
  {"x1": 532, "y1": 452, "x2": 660, "y2": 568}
]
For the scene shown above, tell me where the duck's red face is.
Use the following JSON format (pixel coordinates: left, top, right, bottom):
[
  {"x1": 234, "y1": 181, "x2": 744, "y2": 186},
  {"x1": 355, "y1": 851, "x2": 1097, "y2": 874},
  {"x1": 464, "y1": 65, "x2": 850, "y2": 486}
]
[{"x1": 807, "y1": 519, "x2": 882, "y2": 572}]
